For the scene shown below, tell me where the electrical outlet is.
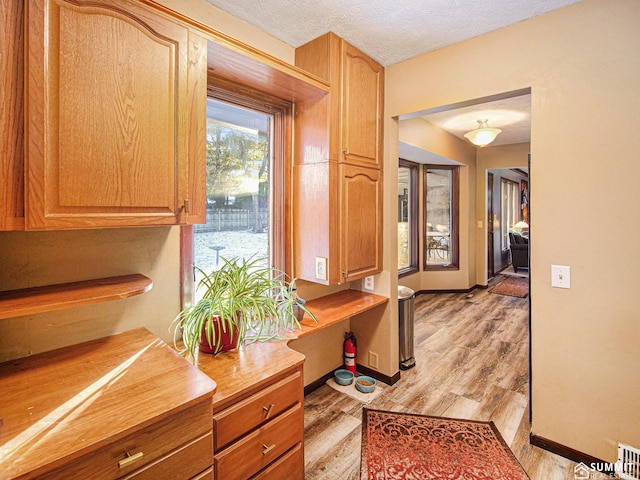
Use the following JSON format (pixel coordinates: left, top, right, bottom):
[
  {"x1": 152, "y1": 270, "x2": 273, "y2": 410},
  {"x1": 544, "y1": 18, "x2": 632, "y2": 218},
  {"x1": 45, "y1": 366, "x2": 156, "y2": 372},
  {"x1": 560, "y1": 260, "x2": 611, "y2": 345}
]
[
  {"x1": 363, "y1": 275, "x2": 374, "y2": 291},
  {"x1": 368, "y1": 351, "x2": 379, "y2": 369},
  {"x1": 315, "y1": 257, "x2": 327, "y2": 281},
  {"x1": 551, "y1": 265, "x2": 571, "y2": 289}
]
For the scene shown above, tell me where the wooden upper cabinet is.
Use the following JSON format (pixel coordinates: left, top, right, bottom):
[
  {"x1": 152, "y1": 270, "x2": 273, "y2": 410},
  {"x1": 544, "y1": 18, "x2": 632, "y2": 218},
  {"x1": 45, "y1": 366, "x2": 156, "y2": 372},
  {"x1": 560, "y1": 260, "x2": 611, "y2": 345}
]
[
  {"x1": 25, "y1": 0, "x2": 207, "y2": 229},
  {"x1": 294, "y1": 33, "x2": 384, "y2": 284},
  {"x1": 341, "y1": 42, "x2": 384, "y2": 169},
  {"x1": 0, "y1": 0, "x2": 25, "y2": 230},
  {"x1": 295, "y1": 32, "x2": 383, "y2": 169},
  {"x1": 340, "y1": 164, "x2": 383, "y2": 282}
]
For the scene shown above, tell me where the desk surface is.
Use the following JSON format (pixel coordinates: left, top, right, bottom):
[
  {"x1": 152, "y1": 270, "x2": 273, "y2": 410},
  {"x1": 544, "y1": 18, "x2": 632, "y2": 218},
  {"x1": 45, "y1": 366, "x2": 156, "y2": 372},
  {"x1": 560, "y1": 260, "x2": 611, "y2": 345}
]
[{"x1": 0, "y1": 328, "x2": 216, "y2": 479}]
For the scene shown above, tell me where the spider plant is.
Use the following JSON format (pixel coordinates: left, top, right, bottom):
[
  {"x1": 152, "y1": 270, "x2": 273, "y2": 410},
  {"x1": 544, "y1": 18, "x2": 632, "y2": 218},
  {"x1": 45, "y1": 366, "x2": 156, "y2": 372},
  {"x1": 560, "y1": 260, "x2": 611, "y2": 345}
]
[{"x1": 171, "y1": 256, "x2": 316, "y2": 359}]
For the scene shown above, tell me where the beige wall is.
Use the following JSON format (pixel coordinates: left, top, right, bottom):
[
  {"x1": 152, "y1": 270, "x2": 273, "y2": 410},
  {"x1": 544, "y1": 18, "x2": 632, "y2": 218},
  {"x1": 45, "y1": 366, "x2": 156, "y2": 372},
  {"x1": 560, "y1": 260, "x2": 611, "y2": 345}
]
[
  {"x1": 0, "y1": 228, "x2": 180, "y2": 362},
  {"x1": 386, "y1": 0, "x2": 640, "y2": 462}
]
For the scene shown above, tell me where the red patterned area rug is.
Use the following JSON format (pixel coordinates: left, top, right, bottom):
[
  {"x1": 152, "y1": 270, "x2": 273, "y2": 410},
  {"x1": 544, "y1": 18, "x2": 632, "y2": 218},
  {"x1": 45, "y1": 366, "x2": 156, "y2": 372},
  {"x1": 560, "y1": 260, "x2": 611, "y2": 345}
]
[
  {"x1": 360, "y1": 409, "x2": 530, "y2": 480},
  {"x1": 489, "y1": 276, "x2": 529, "y2": 298}
]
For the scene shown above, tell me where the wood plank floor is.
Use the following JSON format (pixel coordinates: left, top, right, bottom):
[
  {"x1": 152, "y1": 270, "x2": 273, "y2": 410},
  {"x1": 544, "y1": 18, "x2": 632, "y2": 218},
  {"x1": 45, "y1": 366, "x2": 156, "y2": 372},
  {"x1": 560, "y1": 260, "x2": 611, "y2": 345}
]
[{"x1": 303, "y1": 275, "x2": 588, "y2": 479}]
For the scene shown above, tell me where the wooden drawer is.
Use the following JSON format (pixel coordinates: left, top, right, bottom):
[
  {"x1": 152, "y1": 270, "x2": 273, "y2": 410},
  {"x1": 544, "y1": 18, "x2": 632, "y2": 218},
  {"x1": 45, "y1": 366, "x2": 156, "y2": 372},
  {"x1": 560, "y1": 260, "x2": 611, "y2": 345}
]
[
  {"x1": 121, "y1": 432, "x2": 213, "y2": 480},
  {"x1": 214, "y1": 402, "x2": 303, "y2": 480},
  {"x1": 41, "y1": 400, "x2": 212, "y2": 479},
  {"x1": 213, "y1": 370, "x2": 302, "y2": 450},
  {"x1": 250, "y1": 443, "x2": 304, "y2": 480},
  {"x1": 192, "y1": 467, "x2": 214, "y2": 480}
]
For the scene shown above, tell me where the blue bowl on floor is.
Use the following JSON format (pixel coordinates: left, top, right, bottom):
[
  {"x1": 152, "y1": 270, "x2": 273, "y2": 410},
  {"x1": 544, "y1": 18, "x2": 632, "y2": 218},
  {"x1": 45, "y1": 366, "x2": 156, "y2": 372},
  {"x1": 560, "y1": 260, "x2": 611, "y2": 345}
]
[
  {"x1": 334, "y1": 369, "x2": 354, "y2": 386},
  {"x1": 355, "y1": 375, "x2": 376, "y2": 393}
]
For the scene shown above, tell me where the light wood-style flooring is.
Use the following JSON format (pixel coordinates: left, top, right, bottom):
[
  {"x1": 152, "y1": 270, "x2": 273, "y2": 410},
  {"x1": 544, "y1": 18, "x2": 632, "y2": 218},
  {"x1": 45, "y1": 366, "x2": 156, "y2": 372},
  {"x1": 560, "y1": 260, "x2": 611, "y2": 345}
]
[{"x1": 303, "y1": 276, "x2": 580, "y2": 479}]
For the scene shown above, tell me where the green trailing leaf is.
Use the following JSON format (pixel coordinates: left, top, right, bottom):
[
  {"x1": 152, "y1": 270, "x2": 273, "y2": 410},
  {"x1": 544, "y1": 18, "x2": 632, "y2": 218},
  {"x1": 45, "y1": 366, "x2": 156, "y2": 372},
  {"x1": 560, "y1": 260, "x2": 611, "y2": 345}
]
[{"x1": 170, "y1": 256, "x2": 317, "y2": 359}]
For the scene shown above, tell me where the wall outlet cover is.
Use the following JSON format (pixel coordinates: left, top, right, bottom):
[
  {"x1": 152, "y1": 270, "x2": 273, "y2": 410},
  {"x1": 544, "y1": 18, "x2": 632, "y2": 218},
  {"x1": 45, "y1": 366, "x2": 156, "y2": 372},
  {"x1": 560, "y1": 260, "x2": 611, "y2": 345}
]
[
  {"x1": 315, "y1": 257, "x2": 327, "y2": 281},
  {"x1": 363, "y1": 275, "x2": 374, "y2": 291}
]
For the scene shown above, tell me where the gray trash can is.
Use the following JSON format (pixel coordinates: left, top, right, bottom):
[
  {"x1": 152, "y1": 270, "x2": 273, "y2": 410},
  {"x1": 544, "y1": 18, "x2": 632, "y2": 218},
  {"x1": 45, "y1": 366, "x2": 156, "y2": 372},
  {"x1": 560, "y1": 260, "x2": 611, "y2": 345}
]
[{"x1": 398, "y1": 285, "x2": 416, "y2": 370}]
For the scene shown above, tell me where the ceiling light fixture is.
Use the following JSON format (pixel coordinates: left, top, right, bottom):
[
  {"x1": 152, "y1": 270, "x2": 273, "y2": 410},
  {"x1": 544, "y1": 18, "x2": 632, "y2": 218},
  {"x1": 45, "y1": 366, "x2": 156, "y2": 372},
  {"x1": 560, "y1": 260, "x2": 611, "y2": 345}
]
[{"x1": 464, "y1": 119, "x2": 502, "y2": 147}]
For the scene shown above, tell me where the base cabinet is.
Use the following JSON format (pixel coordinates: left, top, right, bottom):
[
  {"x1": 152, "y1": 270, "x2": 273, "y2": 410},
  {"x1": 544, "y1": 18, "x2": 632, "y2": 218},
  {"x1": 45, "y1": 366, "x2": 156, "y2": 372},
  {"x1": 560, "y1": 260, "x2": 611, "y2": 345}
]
[
  {"x1": 212, "y1": 368, "x2": 305, "y2": 480},
  {"x1": 0, "y1": 329, "x2": 217, "y2": 479},
  {"x1": 196, "y1": 343, "x2": 306, "y2": 480}
]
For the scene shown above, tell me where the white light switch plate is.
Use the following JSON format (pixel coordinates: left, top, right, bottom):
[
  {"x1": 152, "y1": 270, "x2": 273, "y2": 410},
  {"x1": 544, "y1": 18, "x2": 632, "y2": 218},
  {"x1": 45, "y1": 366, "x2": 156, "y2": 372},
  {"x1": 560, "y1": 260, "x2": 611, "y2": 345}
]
[{"x1": 551, "y1": 265, "x2": 571, "y2": 289}]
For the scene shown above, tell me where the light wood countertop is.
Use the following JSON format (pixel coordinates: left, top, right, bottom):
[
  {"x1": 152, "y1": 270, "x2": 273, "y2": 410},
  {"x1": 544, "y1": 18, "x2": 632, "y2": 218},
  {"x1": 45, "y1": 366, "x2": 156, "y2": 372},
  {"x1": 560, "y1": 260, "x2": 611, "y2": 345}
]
[
  {"x1": 191, "y1": 289, "x2": 388, "y2": 411},
  {"x1": 0, "y1": 328, "x2": 216, "y2": 479}
]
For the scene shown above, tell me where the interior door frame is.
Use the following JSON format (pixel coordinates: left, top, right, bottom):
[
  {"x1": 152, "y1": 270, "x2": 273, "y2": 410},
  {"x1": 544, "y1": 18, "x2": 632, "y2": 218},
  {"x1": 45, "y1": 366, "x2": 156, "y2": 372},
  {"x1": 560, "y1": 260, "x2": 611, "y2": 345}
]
[{"x1": 487, "y1": 172, "x2": 495, "y2": 279}]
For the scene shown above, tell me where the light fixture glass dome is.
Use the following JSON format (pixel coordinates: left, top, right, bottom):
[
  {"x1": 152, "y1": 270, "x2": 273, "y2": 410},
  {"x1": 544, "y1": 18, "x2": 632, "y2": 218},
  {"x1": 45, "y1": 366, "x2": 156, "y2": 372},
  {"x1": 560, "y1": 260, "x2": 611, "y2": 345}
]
[{"x1": 464, "y1": 119, "x2": 502, "y2": 147}]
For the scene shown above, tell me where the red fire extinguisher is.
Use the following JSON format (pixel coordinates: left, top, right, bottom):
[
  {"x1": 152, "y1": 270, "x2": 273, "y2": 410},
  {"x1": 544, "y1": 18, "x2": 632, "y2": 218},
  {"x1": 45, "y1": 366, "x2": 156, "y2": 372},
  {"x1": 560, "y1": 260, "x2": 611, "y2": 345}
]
[{"x1": 344, "y1": 332, "x2": 357, "y2": 374}]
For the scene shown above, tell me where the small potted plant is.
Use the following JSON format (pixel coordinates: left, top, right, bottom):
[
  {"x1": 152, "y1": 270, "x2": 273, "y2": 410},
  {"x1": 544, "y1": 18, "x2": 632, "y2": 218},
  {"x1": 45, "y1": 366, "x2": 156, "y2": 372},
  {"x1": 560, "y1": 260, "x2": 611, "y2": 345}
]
[{"x1": 171, "y1": 256, "x2": 316, "y2": 360}]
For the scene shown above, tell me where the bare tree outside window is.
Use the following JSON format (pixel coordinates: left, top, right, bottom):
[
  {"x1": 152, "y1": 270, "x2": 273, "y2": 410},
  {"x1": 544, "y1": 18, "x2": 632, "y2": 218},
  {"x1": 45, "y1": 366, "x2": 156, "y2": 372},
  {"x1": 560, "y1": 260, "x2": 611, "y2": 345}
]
[{"x1": 194, "y1": 99, "x2": 273, "y2": 296}]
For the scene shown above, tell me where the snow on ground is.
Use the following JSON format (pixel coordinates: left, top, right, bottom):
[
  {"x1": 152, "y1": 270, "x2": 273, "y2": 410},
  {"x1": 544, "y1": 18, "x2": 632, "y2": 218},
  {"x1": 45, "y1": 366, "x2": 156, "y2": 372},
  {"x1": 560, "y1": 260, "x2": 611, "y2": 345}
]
[{"x1": 194, "y1": 230, "x2": 268, "y2": 275}]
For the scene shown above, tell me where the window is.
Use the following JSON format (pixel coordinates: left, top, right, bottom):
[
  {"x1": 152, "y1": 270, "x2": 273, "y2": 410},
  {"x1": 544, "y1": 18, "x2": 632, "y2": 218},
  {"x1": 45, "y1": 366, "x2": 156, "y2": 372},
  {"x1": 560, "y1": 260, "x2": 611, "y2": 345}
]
[
  {"x1": 181, "y1": 87, "x2": 291, "y2": 306},
  {"x1": 501, "y1": 178, "x2": 519, "y2": 251},
  {"x1": 424, "y1": 165, "x2": 459, "y2": 269},
  {"x1": 398, "y1": 159, "x2": 418, "y2": 276},
  {"x1": 191, "y1": 99, "x2": 272, "y2": 298}
]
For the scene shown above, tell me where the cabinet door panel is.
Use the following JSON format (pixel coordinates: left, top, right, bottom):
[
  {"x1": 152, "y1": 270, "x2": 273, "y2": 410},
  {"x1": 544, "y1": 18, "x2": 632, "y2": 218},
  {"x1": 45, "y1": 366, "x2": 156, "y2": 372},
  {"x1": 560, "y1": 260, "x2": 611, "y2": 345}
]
[
  {"x1": 26, "y1": 0, "x2": 205, "y2": 229},
  {"x1": 0, "y1": 0, "x2": 24, "y2": 230},
  {"x1": 340, "y1": 165, "x2": 382, "y2": 282},
  {"x1": 341, "y1": 43, "x2": 383, "y2": 169},
  {"x1": 57, "y1": 9, "x2": 175, "y2": 209}
]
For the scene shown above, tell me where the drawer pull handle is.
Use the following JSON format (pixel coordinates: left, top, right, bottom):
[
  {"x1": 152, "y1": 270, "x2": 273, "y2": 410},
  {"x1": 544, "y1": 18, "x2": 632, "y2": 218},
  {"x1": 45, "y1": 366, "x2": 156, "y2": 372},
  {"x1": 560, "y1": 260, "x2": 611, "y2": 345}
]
[
  {"x1": 118, "y1": 451, "x2": 144, "y2": 469},
  {"x1": 262, "y1": 403, "x2": 274, "y2": 419},
  {"x1": 262, "y1": 443, "x2": 276, "y2": 456}
]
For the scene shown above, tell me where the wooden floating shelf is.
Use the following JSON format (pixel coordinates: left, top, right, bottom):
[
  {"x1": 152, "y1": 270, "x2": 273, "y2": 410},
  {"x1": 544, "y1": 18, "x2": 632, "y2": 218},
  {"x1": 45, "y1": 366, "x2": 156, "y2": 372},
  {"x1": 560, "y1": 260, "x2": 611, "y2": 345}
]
[
  {"x1": 293, "y1": 289, "x2": 388, "y2": 340},
  {"x1": 0, "y1": 274, "x2": 153, "y2": 320}
]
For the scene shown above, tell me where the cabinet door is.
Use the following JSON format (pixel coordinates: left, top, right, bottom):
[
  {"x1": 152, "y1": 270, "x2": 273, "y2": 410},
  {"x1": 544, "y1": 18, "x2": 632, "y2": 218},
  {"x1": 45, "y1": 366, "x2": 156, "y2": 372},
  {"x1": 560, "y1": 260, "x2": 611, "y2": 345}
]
[
  {"x1": 340, "y1": 165, "x2": 382, "y2": 282},
  {"x1": 341, "y1": 42, "x2": 383, "y2": 169},
  {"x1": 0, "y1": 0, "x2": 24, "y2": 230},
  {"x1": 25, "y1": 0, "x2": 206, "y2": 229}
]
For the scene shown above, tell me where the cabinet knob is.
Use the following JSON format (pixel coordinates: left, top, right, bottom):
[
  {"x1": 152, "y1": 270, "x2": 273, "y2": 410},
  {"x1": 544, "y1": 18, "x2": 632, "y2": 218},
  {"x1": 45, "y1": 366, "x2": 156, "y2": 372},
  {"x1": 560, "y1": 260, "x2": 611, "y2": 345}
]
[
  {"x1": 262, "y1": 443, "x2": 276, "y2": 456},
  {"x1": 344, "y1": 147, "x2": 349, "y2": 155},
  {"x1": 118, "y1": 451, "x2": 144, "y2": 469},
  {"x1": 183, "y1": 199, "x2": 190, "y2": 214},
  {"x1": 262, "y1": 403, "x2": 275, "y2": 419}
]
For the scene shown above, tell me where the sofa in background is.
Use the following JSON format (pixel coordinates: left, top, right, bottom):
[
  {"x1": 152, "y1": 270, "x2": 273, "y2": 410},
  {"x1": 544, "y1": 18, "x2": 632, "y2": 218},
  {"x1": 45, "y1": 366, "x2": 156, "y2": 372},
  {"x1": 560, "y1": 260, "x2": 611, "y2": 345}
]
[{"x1": 509, "y1": 232, "x2": 529, "y2": 272}]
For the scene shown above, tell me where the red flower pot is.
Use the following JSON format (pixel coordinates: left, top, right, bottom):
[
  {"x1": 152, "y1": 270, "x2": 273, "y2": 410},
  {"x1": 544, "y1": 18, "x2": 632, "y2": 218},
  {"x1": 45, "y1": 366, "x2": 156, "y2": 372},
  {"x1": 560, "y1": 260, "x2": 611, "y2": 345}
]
[{"x1": 200, "y1": 317, "x2": 239, "y2": 354}]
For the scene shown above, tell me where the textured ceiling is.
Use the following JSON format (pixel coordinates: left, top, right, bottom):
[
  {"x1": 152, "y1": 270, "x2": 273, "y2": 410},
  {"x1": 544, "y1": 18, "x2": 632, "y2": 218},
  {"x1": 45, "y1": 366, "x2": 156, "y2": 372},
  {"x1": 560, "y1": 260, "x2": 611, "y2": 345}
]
[{"x1": 204, "y1": 0, "x2": 581, "y2": 66}]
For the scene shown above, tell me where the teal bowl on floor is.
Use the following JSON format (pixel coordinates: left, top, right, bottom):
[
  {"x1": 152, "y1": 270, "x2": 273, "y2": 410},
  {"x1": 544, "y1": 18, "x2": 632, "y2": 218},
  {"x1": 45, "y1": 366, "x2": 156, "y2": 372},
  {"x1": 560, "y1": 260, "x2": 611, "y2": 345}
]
[
  {"x1": 355, "y1": 375, "x2": 376, "y2": 393},
  {"x1": 334, "y1": 369, "x2": 354, "y2": 385}
]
